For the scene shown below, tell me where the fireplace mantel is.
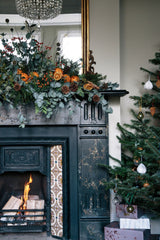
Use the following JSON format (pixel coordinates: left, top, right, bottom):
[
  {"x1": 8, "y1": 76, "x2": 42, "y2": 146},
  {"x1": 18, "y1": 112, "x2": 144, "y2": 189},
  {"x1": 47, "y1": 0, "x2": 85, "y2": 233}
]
[
  {"x1": 0, "y1": 90, "x2": 128, "y2": 240},
  {"x1": 0, "y1": 90, "x2": 128, "y2": 126}
]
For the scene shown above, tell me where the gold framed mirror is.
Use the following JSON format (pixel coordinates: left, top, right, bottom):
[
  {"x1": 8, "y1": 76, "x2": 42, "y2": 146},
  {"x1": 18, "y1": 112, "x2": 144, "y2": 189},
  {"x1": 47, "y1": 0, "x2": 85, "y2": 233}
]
[
  {"x1": 0, "y1": 0, "x2": 90, "y2": 73},
  {"x1": 82, "y1": 0, "x2": 90, "y2": 73}
]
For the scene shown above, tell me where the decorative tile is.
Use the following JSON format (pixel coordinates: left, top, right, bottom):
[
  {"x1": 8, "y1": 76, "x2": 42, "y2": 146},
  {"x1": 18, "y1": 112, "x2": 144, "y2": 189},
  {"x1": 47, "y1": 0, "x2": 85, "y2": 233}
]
[{"x1": 50, "y1": 145, "x2": 63, "y2": 237}]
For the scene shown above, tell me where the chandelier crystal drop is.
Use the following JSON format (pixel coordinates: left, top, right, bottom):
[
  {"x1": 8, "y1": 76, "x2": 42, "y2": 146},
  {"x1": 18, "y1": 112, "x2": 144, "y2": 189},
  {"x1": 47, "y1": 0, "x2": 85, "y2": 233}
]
[{"x1": 15, "y1": 0, "x2": 63, "y2": 20}]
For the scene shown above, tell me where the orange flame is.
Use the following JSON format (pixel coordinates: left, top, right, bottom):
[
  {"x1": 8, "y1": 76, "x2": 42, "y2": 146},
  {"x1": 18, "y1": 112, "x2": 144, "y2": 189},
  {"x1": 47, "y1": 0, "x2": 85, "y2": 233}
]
[{"x1": 23, "y1": 174, "x2": 33, "y2": 209}]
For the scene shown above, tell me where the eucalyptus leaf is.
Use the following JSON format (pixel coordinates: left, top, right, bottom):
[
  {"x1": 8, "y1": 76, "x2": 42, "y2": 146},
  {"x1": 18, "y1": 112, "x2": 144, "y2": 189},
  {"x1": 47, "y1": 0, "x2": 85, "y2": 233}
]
[
  {"x1": 49, "y1": 90, "x2": 56, "y2": 98},
  {"x1": 33, "y1": 93, "x2": 39, "y2": 99},
  {"x1": 101, "y1": 98, "x2": 108, "y2": 105},
  {"x1": 0, "y1": 33, "x2": 6, "y2": 37},
  {"x1": 19, "y1": 114, "x2": 24, "y2": 123},
  {"x1": 38, "y1": 93, "x2": 45, "y2": 100},
  {"x1": 9, "y1": 104, "x2": 14, "y2": 109},
  {"x1": 35, "y1": 106, "x2": 40, "y2": 114},
  {"x1": 36, "y1": 100, "x2": 43, "y2": 107},
  {"x1": 34, "y1": 54, "x2": 41, "y2": 60},
  {"x1": 26, "y1": 32, "x2": 32, "y2": 39},
  {"x1": 47, "y1": 108, "x2": 53, "y2": 112},
  {"x1": 50, "y1": 82, "x2": 56, "y2": 88},
  {"x1": 105, "y1": 107, "x2": 113, "y2": 113},
  {"x1": 30, "y1": 24, "x2": 37, "y2": 28},
  {"x1": 59, "y1": 102, "x2": 64, "y2": 108},
  {"x1": 75, "y1": 98, "x2": 81, "y2": 103},
  {"x1": 69, "y1": 109, "x2": 73, "y2": 115},
  {"x1": 77, "y1": 90, "x2": 84, "y2": 98},
  {"x1": 20, "y1": 26, "x2": 25, "y2": 30},
  {"x1": 55, "y1": 82, "x2": 62, "y2": 88},
  {"x1": 19, "y1": 123, "x2": 25, "y2": 128},
  {"x1": 56, "y1": 92, "x2": 63, "y2": 98},
  {"x1": 88, "y1": 92, "x2": 93, "y2": 102}
]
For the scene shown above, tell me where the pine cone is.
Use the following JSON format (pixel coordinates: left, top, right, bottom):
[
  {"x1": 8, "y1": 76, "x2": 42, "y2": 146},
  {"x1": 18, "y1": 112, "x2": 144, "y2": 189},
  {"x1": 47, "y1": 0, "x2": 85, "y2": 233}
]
[
  {"x1": 61, "y1": 85, "x2": 70, "y2": 94},
  {"x1": 92, "y1": 94, "x2": 100, "y2": 103},
  {"x1": 101, "y1": 83, "x2": 108, "y2": 90},
  {"x1": 69, "y1": 82, "x2": 78, "y2": 92},
  {"x1": 14, "y1": 82, "x2": 21, "y2": 91}
]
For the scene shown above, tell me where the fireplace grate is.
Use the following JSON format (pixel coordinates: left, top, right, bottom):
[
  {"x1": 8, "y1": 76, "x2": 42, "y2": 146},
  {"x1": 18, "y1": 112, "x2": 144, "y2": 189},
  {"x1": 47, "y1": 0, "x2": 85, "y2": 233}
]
[{"x1": 0, "y1": 208, "x2": 46, "y2": 232}]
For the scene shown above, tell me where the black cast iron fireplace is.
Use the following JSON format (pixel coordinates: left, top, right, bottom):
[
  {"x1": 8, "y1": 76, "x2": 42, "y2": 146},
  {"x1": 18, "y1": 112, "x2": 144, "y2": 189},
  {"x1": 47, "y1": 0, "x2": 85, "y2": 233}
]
[
  {"x1": 0, "y1": 126, "x2": 79, "y2": 239},
  {"x1": 0, "y1": 126, "x2": 78, "y2": 239},
  {"x1": 0, "y1": 97, "x2": 126, "y2": 239}
]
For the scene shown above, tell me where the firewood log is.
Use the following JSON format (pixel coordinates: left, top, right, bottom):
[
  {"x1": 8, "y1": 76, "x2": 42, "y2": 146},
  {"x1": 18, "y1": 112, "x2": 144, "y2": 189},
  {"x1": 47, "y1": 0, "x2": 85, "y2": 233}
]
[
  {"x1": 1, "y1": 196, "x2": 22, "y2": 222},
  {"x1": 35, "y1": 200, "x2": 44, "y2": 221}
]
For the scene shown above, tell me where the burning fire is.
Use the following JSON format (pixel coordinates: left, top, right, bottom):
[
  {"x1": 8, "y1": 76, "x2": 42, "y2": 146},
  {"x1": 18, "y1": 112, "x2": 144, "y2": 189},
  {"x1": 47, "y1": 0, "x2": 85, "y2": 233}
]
[{"x1": 23, "y1": 174, "x2": 33, "y2": 209}]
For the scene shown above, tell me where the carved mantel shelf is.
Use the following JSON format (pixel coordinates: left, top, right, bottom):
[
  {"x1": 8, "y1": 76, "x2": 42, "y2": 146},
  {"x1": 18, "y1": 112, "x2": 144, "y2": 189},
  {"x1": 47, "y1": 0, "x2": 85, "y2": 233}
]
[
  {"x1": 0, "y1": 90, "x2": 128, "y2": 126},
  {"x1": 100, "y1": 89, "x2": 129, "y2": 98}
]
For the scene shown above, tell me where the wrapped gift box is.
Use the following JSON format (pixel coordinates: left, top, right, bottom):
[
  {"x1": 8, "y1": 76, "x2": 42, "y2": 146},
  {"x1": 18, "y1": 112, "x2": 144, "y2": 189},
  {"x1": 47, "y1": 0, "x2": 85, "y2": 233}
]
[
  {"x1": 120, "y1": 218, "x2": 150, "y2": 229},
  {"x1": 104, "y1": 222, "x2": 150, "y2": 240},
  {"x1": 116, "y1": 204, "x2": 143, "y2": 219},
  {"x1": 150, "y1": 218, "x2": 160, "y2": 234}
]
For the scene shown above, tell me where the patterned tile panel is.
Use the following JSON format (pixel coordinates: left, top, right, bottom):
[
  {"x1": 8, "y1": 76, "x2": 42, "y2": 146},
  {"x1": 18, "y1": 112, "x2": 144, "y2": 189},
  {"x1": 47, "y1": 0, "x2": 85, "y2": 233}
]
[{"x1": 50, "y1": 145, "x2": 63, "y2": 237}]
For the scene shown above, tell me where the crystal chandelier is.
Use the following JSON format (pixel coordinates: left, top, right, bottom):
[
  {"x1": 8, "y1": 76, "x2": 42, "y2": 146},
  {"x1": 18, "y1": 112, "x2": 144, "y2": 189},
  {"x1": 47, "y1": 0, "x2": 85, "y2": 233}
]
[{"x1": 15, "y1": 0, "x2": 63, "y2": 20}]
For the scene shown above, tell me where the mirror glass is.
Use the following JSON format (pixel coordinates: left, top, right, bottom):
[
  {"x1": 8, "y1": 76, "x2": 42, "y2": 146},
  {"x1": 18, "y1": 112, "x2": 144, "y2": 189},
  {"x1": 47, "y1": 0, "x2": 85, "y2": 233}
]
[{"x1": 0, "y1": 0, "x2": 82, "y2": 63}]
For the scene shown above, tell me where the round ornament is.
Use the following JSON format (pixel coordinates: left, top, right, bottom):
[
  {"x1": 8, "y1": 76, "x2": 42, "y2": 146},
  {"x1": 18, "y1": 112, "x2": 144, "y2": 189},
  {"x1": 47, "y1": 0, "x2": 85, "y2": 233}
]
[
  {"x1": 133, "y1": 156, "x2": 140, "y2": 166},
  {"x1": 137, "y1": 111, "x2": 144, "y2": 120},
  {"x1": 137, "y1": 147, "x2": 143, "y2": 151},
  {"x1": 137, "y1": 163, "x2": 147, "y2": 174},
  {"x1": 127, "y1": 205, "x2": 135, "y2": 213},
  {"x1": 150, "y1": 106, "x2": 156, "y2": 116},
  {"x1": 143, "y1": 182, "x2": 149, "y2": 187},
  {"x1": 156, "y1": 79, "x2": 160, "y2": 88},
  {"x1": 144, "y1": 79, "x2": 153, "y2": 90}
]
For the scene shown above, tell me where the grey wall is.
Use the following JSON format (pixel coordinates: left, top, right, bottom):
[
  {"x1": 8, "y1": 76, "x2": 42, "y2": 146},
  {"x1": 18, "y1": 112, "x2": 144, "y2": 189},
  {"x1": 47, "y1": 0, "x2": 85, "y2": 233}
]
[
  {"x1": 120, "y1": 0, "x2": 160, "y2": 124},
  {"x1": 89, "y1": 0, "x2": 160, "y2": 220}
]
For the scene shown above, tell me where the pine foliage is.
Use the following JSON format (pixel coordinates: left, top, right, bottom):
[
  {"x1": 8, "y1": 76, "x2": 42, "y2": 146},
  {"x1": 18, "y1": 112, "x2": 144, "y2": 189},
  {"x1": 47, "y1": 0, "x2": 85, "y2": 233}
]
[{"x1": 102, "y1": 50, "x2": 160, "y2": 216}]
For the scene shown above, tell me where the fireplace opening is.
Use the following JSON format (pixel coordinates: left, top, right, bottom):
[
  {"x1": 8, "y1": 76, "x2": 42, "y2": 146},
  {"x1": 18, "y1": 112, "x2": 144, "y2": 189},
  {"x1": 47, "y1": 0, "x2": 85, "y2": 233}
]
[
  {"x1": 0, "y1": 142, "x2": 71, "y2": 238},
  {"x1": 0, "y1": 171, "x2": 47, "y2": 232},
  {"x1": 0, "y1": 126, "x2": 79, "y2": 239}
]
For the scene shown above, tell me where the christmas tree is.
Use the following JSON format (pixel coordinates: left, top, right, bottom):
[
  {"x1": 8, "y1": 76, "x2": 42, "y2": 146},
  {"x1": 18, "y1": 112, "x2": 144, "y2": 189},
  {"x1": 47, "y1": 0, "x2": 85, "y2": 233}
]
[{"x1": 103, "y1": 51, "x2": 160, "y2": 216}]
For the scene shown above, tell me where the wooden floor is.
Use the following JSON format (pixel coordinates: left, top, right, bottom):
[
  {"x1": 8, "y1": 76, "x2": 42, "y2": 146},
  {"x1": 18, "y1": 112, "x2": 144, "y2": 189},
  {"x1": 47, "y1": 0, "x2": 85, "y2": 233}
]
[{"x1": 0, "y1": 233, "x2": 57, "y2": 240}]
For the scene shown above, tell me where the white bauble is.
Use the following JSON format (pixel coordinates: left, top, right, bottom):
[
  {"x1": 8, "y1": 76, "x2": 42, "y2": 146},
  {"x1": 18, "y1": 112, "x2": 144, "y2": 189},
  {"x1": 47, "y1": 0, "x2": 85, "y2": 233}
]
[
  {"x1": 144, "y1": 78, "x2": 153, "y2": 90},
  {"x1": 137, "y1": 163, "x2": 147, "y2": 174}
]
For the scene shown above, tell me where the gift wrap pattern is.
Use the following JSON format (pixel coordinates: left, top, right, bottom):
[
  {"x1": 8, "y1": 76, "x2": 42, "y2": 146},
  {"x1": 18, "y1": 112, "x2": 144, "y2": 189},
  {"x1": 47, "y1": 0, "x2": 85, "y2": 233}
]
[{"x1": 104, "y1": 222, "x2": 150, "y2": 240}]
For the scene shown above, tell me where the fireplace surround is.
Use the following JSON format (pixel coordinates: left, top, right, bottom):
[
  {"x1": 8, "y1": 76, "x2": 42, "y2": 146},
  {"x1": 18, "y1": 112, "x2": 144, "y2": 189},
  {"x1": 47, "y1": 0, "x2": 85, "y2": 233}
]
[
  {"x1": 0, "y1": 91, "x2": 128, "y2": 239},
  {"x1": 0, "y1": 126, "x2": 77, "y2": 239}
]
